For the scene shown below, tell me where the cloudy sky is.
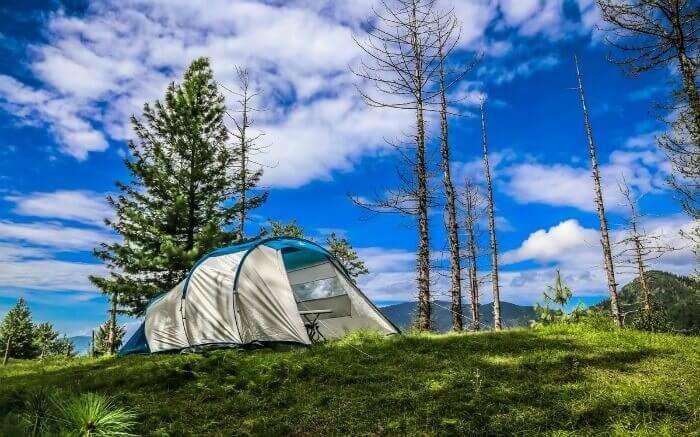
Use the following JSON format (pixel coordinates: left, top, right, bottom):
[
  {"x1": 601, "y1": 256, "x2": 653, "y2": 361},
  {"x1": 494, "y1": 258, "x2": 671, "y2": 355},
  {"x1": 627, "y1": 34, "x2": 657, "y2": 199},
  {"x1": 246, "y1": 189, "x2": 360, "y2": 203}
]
[{"x1": 0, "y1": 0, "x2": 695, "y2": 335}]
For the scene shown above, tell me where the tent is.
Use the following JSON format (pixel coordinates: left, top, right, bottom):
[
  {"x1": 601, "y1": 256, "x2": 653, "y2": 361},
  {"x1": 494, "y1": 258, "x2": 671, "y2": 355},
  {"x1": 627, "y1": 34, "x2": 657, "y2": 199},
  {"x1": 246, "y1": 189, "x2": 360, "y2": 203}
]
[{"x1": 120, "y1": 237, "x2": 399, "y2": 354}]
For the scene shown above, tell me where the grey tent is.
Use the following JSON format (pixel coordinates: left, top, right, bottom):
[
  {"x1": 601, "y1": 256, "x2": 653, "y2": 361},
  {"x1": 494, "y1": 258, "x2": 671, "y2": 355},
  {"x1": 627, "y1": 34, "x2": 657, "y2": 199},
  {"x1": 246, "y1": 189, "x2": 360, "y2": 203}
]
[{"x1": 120, "y1": 237, "x2": 399, "y2": 354}]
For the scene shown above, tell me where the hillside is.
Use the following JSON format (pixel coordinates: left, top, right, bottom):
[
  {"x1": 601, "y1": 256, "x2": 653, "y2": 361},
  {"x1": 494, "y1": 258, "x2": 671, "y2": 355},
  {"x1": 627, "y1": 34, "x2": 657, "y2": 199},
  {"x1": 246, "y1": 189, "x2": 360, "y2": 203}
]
[
  {"x1": 594, "y1": 270, "x2": 700, "y2": 332},
  {"x1": 2, "y1": 324, "x2": 698, "y2": 435},
  {"x1": 381, "y1": 300, "x2": 536, "y2": 331}
]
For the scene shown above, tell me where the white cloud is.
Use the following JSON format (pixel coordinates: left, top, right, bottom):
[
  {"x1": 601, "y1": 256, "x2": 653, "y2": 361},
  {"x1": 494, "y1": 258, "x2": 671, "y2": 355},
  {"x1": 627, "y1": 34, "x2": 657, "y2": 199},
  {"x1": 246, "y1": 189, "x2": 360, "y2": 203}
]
[
  {"x1": 497, "y1": 215, "x2": 697, "y2": 300},
  {"x1": 0, "y1": 0, "x2": 599, "y2": 185},
  {"x1": 477, "y1": 54, "x2": 560, "y2": 84},
  {"x1": 6, "y1": 190, "x2": 112, "y2": 226},
  {"x1": 0, "y1": 259, "x2": 106, "y2": 292},
  {"x1": 502, "y1": 219, "x2": 600, "y2": 265},
  {"x1": 0, "y1": 221, "x2": 112, "y2": 250},
  {"x1": 502, "y1": 134, "x2": 669, "y2": 212}
]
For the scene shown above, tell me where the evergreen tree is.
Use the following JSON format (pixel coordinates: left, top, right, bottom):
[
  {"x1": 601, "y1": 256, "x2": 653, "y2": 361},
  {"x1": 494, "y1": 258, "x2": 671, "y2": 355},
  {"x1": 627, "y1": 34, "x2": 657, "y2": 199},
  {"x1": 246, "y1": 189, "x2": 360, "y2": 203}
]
[
  {"x1": 33, "y1": 322, "x2": 59, "y2": 360},
  {"x1": 52, "y1": 336, "x2": 76, "y2": 358},
  {"x1": 0, "y1": 298, "x2": 36, "y2": 363},
  {"x1": 90, "y1": 57, "x2": 241, "y2": 316},
  {"x1": 326, "y1": 233, "x2": 369, "y2": 282},
  {"x1": 266, "y1": 221, "x2": 368, "y2": 281},
  {"x1": 93, "y1": 321, "x2": 126, "y2": 357},
  {"x1": 267, "y1": 220, "x2": 305, "y2": 239}
]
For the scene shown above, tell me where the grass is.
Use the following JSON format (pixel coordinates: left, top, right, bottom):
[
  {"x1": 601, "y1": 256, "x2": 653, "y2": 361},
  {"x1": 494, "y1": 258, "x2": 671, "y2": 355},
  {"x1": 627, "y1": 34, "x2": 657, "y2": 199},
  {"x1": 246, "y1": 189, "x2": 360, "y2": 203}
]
[{"x1": 1, "y1": 323, "x2": 698, "y2": 436}]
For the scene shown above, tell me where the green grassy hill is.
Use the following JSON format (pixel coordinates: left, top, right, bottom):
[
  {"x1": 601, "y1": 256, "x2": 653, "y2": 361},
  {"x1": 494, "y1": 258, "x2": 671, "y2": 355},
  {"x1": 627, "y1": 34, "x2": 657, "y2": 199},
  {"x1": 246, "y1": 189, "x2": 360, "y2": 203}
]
[{"x1": 1, "y1": 324, "x2": 698, "y2": 436}]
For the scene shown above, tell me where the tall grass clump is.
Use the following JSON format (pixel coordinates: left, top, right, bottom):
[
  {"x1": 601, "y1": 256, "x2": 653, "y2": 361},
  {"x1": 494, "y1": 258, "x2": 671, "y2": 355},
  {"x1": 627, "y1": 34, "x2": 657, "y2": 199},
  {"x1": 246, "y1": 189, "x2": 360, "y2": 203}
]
[{"x1": 53, "y1": 392, "x2": 136, "y2": 436}]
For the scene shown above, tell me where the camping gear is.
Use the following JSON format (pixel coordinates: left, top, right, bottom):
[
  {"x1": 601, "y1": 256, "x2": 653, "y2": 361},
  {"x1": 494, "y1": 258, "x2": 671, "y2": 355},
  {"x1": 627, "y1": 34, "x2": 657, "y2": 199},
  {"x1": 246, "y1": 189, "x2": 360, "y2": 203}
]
[{"x1": 120, "y1": 237, "x2": 399, "y2": 354}]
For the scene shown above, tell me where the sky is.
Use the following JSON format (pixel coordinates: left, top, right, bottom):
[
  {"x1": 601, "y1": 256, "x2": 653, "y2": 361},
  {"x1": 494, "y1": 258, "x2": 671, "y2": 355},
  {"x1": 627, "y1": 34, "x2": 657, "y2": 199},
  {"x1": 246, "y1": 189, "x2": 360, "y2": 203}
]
[{"x1": 0, "y1": 0, "x2": 696, "y2": 336}]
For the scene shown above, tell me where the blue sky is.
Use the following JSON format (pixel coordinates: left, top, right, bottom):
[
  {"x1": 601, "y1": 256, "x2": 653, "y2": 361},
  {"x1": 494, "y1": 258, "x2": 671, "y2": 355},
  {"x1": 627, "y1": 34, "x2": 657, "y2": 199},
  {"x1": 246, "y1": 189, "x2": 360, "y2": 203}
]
[{"x1": 0, "y1": 0, "x2": 695, "y2": 336}]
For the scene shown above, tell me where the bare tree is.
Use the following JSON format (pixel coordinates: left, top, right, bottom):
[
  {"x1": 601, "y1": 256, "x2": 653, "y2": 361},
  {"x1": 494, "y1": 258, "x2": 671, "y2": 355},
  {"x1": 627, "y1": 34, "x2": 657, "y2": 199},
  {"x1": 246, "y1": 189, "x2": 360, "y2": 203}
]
[
  {"x1": 463, "y1": 179, "x2": 482, "y2": 331},
  {"x1": 352, "y1": 0, "x2": 444, "y2": 330},
  {"x1": 574, "y1": 55, "x2": 623, "y2": 327},
  {"x1": 479, "y1": 99, "x2": 502, "y2": 330},
  {"x1": 222, "y1": 67, "x2": 269, "y2": 240},
  {"x1": 433, "y1": 8, "x2": 478, "y2": 331},
  {"x1": 597, "y1": 0, "x2": 699, "y2": 217},
  {"x1": 615, "y1": 178, "x2": 677, "y2": 312}
]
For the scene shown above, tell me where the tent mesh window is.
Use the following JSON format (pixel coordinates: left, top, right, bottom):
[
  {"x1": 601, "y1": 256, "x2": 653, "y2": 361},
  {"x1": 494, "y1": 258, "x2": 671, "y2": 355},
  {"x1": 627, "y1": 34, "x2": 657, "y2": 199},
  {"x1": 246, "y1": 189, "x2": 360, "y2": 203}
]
[{"x1": 282, "y1": 248, "x2": 351, "y2": 319}]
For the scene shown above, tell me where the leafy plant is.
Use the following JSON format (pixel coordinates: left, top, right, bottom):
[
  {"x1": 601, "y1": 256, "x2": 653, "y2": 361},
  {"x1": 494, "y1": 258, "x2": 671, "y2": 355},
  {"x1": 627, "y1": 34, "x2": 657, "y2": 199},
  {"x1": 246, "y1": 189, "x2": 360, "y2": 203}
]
[{"x1": 53, "y1": 392, "x2": 136, "y2": 436}]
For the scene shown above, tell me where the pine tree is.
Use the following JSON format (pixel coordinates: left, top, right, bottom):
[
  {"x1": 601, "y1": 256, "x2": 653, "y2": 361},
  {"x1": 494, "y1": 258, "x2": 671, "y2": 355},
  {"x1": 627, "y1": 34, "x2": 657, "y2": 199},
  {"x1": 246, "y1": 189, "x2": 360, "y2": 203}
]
[
  {"x1": 266, "y1": 222, "x2": 368, "y2": 281},
  {"x1": 0, "y1": 297, "x2": 36, "y2": 363},
  {"x1": 90, "y1": 57, "x2": 241, "y2": 316},
  {"x1": 326, "y1": 233, "x2": 369, "y2": 282},
  {"x1": 93, "y1": 321, "x2": 126, "y2": 357},
  {"x1": 33, "y1": 322, "x2": 59, "y2": 360},
  {"x1": 267, "y1": 220, "x2": 305, "y2": 239}
]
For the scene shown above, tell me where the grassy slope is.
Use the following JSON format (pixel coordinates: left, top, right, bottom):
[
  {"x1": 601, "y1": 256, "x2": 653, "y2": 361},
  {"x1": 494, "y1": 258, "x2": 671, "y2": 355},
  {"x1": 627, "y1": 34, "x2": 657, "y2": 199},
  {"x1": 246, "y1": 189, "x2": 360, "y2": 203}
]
[{"x1": 1, "y1": 324, "x2": 698, "y2": 436}]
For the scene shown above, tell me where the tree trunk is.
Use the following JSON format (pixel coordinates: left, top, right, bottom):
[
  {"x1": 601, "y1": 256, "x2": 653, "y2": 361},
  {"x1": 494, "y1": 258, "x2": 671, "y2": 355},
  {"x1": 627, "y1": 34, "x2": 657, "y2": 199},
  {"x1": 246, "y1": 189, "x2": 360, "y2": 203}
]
[
  {"x1": 465, "y1": 182, "x2": 480, "y2": 331},
  {"x1": 672, "y1": 7, "x2": 700, "y2": 146},
  {"x1": 575, "y1": 56, "x2": 622, "y2": 327},
  {"x1": 480, "y1": 100, "x2": 501, "y2": 331},
  {"x1": 108, "y1": 297, "x2": 117, "y2": 355},
  {"x1": 438, "y1": 44, "x2": 462, "y2": 331},
  {"x1": 411, "y1": 3, "x2": 431, "y2": 331},
  {"x1": 3, "y1": 335, "x2": 10, "y2": 366},
  {"x1": 239, "y1": 94, "x2": 248, "y2": 239}
]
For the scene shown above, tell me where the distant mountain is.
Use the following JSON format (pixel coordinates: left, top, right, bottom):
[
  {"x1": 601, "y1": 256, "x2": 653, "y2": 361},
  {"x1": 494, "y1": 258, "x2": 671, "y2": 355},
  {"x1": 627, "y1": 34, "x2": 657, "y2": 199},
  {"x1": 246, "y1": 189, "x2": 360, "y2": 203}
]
[
  {"x1": 380, "y1": 300, "x2": 536, "y2": 331},
  {"x1": 593, "y1": 270, "x2": 700, "y2": 333},
  {"x1": 69, "y1": 335, "x2": 92, "y2": 355}
]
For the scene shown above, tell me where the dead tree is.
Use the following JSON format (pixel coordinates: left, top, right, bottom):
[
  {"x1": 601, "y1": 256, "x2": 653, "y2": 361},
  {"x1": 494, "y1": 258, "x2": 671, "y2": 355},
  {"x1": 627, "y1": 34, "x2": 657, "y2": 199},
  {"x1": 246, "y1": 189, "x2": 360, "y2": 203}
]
[
  {"x1": 574, "y1": 55, "x2": 623, "y2": 327},
  {"x1": 479, "y1": 99, "x2": 502, "y2": 330},
  {"x1": 222, "y1": 67, "x2": 269, "y2": 240},
  {"x1": 463, "y1": 179, "x2": 482, "y2": 331},
  {"x1": 597, "y1": 0, "x2": 699, "y2": 217},
  {"x1": 434, "y1": 8, "x2": 478, "y2": 331},
  {"x1": 615, "y1": 178, "x2": 677, "y2": 312},
  {"x1": 352, "y1": 0, "x2": 444, "y2": 330}
]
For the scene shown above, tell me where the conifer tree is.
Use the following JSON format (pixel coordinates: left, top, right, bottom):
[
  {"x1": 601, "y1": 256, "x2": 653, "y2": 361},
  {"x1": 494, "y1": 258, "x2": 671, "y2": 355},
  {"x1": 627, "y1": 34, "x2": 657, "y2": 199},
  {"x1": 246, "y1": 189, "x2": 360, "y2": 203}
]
[
  {"x1": 90, "y1": 57, "x2": 241, "y2": 316},
  {"x1": 33, "y1": 322, "x2": 59, "y2": 360},
  {"x1": 0, "y1": 297, "x2": 35, "y2": 364},
  {"x1": 326, "y1": 232, "x2": 369, "y2": 282},
  {"x1": 93, "y1": 321, "x2": 125, "y2": 357},
  {"x1": 266, "y1": 221, "x2": 368, "y2": 281},
  {"x1": 267, "y1": 220, "x2": 305, "y2": 239}
]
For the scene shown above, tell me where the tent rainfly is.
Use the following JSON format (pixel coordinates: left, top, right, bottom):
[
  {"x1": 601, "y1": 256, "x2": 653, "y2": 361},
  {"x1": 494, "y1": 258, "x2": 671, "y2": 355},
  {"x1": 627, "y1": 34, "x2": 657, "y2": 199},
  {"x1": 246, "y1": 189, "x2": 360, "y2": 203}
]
[{"x1": 120, "y1": 237, "x2": 399, "y2": 354}]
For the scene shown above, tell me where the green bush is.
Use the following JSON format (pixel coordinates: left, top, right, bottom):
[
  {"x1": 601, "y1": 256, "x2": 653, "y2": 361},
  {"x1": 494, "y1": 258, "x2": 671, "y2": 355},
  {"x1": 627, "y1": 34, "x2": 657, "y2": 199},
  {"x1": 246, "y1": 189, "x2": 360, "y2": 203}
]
[{"x1": 629, "y1": 307, "x2": 674, "y2": 333}]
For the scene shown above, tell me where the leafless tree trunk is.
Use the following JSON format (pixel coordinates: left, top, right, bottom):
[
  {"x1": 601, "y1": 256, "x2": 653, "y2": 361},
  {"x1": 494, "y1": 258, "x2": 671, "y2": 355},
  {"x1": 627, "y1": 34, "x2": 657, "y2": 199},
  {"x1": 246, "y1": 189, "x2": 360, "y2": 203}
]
[
  {"x1": 574, "y1": 56, "x2": 622, "y2": 327},
  {"x1": 615, "y1": 177, "x2": 677, "y2": 312},
  {"x1": 463, "y1": 179, "x2": 481, "y2": 331},
  {"x1": 222, "y1": 67, "x2": 269, "y2": 240},
  {"x1": 597, "y1": 0, "x2": 699, "y2": 217},
  {"x1": 2, "y1": 334, "x2": 10, "y2": 366},
  {"x1": 352, "y1": 0, "x2": 446, "y2": 330},
  {"x1": 107, "y1": 297, "x2": 117, "y2": 355},
  {"x1": 436, "y1": 13, "x2": 463, "y2": 331},
  {"x1": 480, "y1": 99, "x2": 502, "y2": 330}
]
